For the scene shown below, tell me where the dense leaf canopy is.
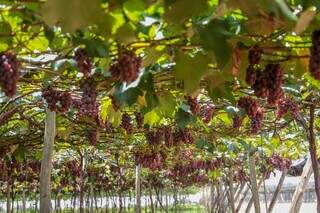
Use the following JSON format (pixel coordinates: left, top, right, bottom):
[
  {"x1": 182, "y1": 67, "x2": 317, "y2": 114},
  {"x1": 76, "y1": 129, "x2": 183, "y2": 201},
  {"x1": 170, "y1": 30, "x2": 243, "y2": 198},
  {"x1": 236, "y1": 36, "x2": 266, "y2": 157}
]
[{"x1": 0, "y1": 0, "x2": 320, "y2": 202}]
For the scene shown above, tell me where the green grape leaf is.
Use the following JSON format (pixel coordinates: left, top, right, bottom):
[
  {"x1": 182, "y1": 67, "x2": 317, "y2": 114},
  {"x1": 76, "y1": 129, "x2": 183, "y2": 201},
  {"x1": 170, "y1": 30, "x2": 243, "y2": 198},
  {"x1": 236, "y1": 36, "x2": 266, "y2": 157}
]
[
  {"x1": 142, "y1": 47, "x2": 164, "y2": 67},
  {"x1": 198, "y1": 19, "x2": 233, "y2": 70},
  {"x1": 114, "y1": 87, "x2": 143, "y2": 106},
  {"x1": 156, "y1": 92, "x2": 177, "y2": 117},
  {"x1": 164, "y1": 0, "x2": 208, "y2": 24},
  {"x1": 41, "y1": 0, "x2": 105, "y2": 32},
  {"x1": 123, "y1": 0, "x2": 145, "y2": 23},
  {"x1": 172, "y1": 52, "x2": 210, "y2": 93},
  {"x1": 115, "y1": 23, "x2": 137, "y2": 45},
  {"x1": 175, "y1": 108, "x2": 196, "y2": 128},
  {"x1": 73, "y1": 37, "x2": 108, "y2": 57}
]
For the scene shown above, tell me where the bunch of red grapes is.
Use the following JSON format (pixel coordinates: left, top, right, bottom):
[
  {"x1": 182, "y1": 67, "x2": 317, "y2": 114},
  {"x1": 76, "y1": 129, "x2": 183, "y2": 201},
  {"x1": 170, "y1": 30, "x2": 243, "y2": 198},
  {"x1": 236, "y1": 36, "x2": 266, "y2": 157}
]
[
  {"x1": 135, "y1": 152, "x2": 165, "y2": 170},
  {"x1": 245, "y1": 47, "x2": 263, "y2": 86},
  {"x1": 65, "y1": 160, "x2": 81, "y2": 177},
  {"x1": 110, "y1": 50, "x2": 141, "y2": 84},
  {"x1": 174, "y1": 128, "x2": 195, "y2": 144},
  {"x1": 145, "y1": 128, "x2": 163, "y2": 145},
  {"x1": 105, "y1": 120, "x2": 113, "y2": 133},
  {"x1": 88, "y1": 129, "x2": 98, "y2": 145},
  {"x1": 267, "y1": 153, "x2": 292, "y2": 171},
  {"x1": 42, "y1": 87, "x2": 72, "y2": 113},
  {"x1": 232, "y1": 114, "x2": 242, "y2": 129},
  {"x1": 251, "y1": 63, "x2": 284, "y2": 105},
  {"x1": 186, "y1": 96, "x2": 200, "y2": 115},
  {"x1": 237, "y1": 96, "x2": 264, "y2": 134},
  {"x1": 164, "y1": 126, "x2": 174, "y2": 146},
  {"x1": 309, "y1": 30, "x2": 320, "y2": 80},
  {"x1": 135, "y1": 112, "x2": 144, "y2": 129},
  {"x1": 233, "y1": 168, "x2": 249, "y2": 183},
  {"x1": 74, "y1": 48, "x2": 92, "y2": 77},
  {"x1": 0, "y1": 52, "x2": 20, "y2": 97},
  {"x1": 79, "y1": 77, "x2": 98, "y2": 116},
  {"x1": 191, "y1": 158, "x2": 223, "y2": 171},
  {"x1": 276, "y1": 98, "x2": 300, "y2": 119},
  {"x1": 121, "y1": 113, "x2": 133, "y2": 135},
  {"x1": 245, "y1": 47, "x2": 284, "y2": 105},
  {"x1": 200, "y1": 104, "x2": 215, "y2": 123}
]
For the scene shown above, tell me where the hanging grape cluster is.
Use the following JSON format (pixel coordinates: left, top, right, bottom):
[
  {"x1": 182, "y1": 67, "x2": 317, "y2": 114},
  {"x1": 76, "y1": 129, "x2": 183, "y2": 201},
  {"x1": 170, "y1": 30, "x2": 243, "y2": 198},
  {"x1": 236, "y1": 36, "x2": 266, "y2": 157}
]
[
  {"x1": 164, "y1": 126, "x2": 174, "y2": 146},
  {"x1": 237, "y1": 96, "x2": 259, "y2": 118},
  {"x1": 174, "y1": 128, "x2": 195, "y2": 144},
  {"x1": 0, "y1": 52, "x2": 20, "y2": 97},
  {"x1": 79, "y1": 77, "x2": 98, "y2": 116},
  {"x1": 110, "y1": 50, "x2": 141, "y2": 84},
  {"x1": 265, "y1": 64, "x2": 284, "y2": 105},
  {"x1": 233, "y1": 168, "x2": 249, "y2": 183},
  {"x1": 74, "y1": 48, "x2": 92, "y2": 77},
  {"x1": 105, "y1": 120, "x2": 113, "y2": 133},
  {"x1": 135, "y1": 112, "x2": 144, "y2": 129},
  {"x1": 232, "y1": 114, "x2": 242, "y2": 129},
  {"x1": 276, "y1": 98, "x2": 300, "y2": 119},
  {"x1": 42, "y1": 87, "x2": 72, "y2": 113},
  {"x1": 144, "y1": 126, "x2": 194, "y2": 146},
  {"x1": 186, "y1": 96, "x2": 200, "y2": 115},
  {"x1": 200, "y1": 104, "x2": 214, "y2": 123},
  {"x1": 121, "y1": 113, "x2": 133, "y2": 135},
  {"x1": 237, "y1": 97, "x2": 264, "y2": 134},
  {"x1": 245, "y1": 47, "x2": 263, "y2": 86},
  {"x1": 251, "y1": 64, "x2": 284, "y2": 105},
  {"x1": 145, "y1": 128, "x2": 163, "y2": 145},
  {"x1": 191, "y1": 158, "x2": 223, "y2": 171},
  {"x1": 88, "y1": 129, "x2": 98, "y2": 146},
  {"x1": 135, "y1": 151, "x2": 165, "y2": 170},
  {"x1": 245, "y1": 47, "x2": 284, "y2": 105},
  {"x1": 267, "y1": 153, "x2": 292, "y2": 171},
  {"x1": 309, "y1": 30, "x2": 320, "y2": 80}
]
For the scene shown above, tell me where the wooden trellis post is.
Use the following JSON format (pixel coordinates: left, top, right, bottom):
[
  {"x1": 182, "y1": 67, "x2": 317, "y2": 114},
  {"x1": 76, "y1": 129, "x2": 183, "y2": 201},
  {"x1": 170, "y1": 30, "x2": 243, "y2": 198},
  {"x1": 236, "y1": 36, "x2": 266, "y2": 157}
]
[
  {"x1": 268, "y1": 169, "x2": 287, "y2": 213},
  {"x1": 135, "y1": 164, "x2": 142, "y2": 213},
  {"x1": 289, "y1": 156, "x2": 312, "y2": 213},
  {"x1": 246, "y1": 153, "x2": 260, "y2": 213},
  {"x1": 39, "y1": 109, "x2": 56, "y2": 213}
]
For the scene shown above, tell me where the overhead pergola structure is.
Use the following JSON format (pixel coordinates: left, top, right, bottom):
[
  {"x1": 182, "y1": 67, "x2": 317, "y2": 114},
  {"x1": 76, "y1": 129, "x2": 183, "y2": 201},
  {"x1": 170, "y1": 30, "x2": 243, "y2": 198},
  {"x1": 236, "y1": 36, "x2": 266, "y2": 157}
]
[{"x1": 1, "y1": 0, "x2": 320, "y2": 213}]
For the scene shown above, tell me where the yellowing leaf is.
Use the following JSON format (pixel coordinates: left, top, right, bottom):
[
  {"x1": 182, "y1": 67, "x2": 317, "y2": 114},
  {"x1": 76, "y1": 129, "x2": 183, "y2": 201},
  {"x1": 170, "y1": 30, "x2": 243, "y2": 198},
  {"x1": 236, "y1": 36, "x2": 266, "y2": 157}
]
[
  {"x1": 26, "y1": 36, "x2": 49, "y2": 52},
  {"x1": 100, "y1": 97, "x2": 112, "y2": 122},
  {"x1": 107, "y1": 108, "x2": 121, "y2": 127},
  {"x1": 144, "y1": 111, "x2": 160, "y2": 126}
]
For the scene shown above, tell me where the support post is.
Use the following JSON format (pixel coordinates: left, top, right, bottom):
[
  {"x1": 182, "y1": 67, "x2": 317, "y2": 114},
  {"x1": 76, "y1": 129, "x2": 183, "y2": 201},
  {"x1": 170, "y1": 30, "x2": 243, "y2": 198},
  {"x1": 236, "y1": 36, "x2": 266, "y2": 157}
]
[
  {"x1": 39, "y1": 109, "x2": 56, "y2": 213},
  {"x1": 135, "y1": 164, "x2": 141, "y2": 213}
]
